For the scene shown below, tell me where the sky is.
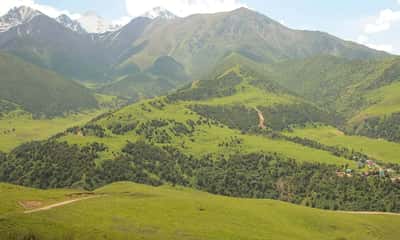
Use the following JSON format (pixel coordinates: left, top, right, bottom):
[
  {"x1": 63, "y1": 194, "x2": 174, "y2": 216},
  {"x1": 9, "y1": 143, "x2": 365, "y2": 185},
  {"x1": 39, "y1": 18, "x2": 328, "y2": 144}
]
[{"x1": 1, "y1": 0, "x2": 400, "y2": 54}]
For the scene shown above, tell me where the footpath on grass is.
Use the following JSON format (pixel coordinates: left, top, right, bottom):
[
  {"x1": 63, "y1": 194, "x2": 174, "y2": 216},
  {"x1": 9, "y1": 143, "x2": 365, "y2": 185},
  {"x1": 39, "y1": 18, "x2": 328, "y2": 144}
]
[
  {"x1": 255, "y1": 107, "x2": 266, "y2": 129},
  {"x1": 23, "y1": 195, "x2": 101, "y2": 214},
  {"x1": 337, "y1": 210, "x2": 400, "y2": 216}
]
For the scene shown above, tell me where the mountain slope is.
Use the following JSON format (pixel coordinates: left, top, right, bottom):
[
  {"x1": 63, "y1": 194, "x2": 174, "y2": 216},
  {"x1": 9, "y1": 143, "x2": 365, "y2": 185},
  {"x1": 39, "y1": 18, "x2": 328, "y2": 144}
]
[
  {"x1": 0, "y1": 6, "x2": 388, "y2": 88},
  {"x1": 99, "y1": 56, "x2": 189, "y2": 99},
  {"x1": 121, "y1": 8, "x2": 388, "y2": 78},
  {"x1": 0, "y1": 6, "x2": 41, "y2": 32},
  {"x1": 58, "y1": 66, "x2": 349, "y2": 167},
  {"x1": 56, "y1": 14, "x2": 86, "y2": 34},
  {"x1": 0, "y1": 53, "x2": 97, "y2": 117},
  {"x1": 0, "y1": 12, "x2": 110, "y2": 81}
]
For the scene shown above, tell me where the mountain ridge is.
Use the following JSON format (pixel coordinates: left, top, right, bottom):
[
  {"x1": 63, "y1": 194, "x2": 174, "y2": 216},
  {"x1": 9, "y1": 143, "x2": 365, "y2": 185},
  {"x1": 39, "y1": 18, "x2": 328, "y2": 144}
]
[{"x1": 0, "y1": 6, "x2": 390, "y2": 85}]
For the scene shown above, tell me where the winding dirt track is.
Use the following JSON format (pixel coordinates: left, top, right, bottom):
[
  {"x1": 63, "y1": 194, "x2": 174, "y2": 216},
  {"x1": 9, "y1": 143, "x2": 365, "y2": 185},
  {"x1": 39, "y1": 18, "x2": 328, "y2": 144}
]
[
  {"x1": 254, "y1": 107, "x2": 266, "y2": 129},
  {"x1": 24, "y1": 196, "x2": 99, "y2": 214},
  {"x1": 337, "y1": 211, "x2": 400, "y2": 216}
]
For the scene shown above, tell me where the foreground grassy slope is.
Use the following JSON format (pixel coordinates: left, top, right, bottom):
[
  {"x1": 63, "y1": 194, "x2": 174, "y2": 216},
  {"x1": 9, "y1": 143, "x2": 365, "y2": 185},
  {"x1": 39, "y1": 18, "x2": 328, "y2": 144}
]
[
  {"x1": 285, "y1": 125, "x2": 400, "y2": 164},
  {"x1": 1, "y1": 182, "x2": 400, "y2": 240}
]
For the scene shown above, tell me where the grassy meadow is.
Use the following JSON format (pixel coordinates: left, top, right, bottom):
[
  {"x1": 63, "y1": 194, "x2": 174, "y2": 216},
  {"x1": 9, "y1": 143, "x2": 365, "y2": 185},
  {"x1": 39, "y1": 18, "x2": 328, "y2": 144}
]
[
  {"x1": 1, "y1": 182, "x2": 400, "y2": 240},
  {"x1": 60, "y1": 98, "x2": 352, "y2": 166},
  {"x1": 0, "y1": 110, "x2": 105, "y2": 152},
  {"x1": 285, "y1": 125, "x2": 400, "y2": 164}
]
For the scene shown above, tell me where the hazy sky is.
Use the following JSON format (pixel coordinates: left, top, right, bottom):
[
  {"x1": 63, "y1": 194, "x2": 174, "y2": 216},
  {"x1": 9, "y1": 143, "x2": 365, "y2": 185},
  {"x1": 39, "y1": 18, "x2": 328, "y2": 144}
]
[{"x1": 1, "y1": 0, "x2": 400, "y2": 53}]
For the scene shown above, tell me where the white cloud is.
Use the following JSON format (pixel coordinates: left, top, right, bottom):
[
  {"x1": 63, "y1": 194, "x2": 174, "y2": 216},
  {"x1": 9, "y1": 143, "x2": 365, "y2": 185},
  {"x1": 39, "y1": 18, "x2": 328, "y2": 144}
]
[
  {"x1": 0, "y1": 0, "x2": 81, "y2": 19},
  {"x1": 357, "y1": 35, "x2": 393, "y2": 53},
  {"x1": 364, "y1": 9, "x2": 400, "y2": 34},
  {"x1": 112, "y1": 16, "x2": 132, "y2": 26},
  {"x1": 124, "y1": 0, "x2": 246, "y2": 18}
]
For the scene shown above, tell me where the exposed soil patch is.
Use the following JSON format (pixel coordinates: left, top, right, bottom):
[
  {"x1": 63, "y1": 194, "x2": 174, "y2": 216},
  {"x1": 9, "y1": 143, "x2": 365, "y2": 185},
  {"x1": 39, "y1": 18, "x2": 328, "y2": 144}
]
[
  {"x1": 18, "y1": 201, "x2": 43, "y2": 210},
  {"x1": 23, "y1": 195, "x2": 103, "y2": 214},
  {"x1": 255, "y1": 107, "x2": 266, "y2": 129}
]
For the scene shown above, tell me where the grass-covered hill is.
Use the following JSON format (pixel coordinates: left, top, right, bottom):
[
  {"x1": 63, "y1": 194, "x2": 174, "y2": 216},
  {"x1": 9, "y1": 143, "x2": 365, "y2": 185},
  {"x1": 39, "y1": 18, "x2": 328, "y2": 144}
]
[
  {"x1": 59, "y1": 66, "x2": 344, "y2": 164},
  {"x1": 266, "y1": 56, "x2": 400, "y2": 116},
  {"x1": 0, "y1": 52, "x2": 98, "y2": 118},
  {"x1": 98, "y1": 56, "x2": 189, "y2": 99},
  {"x1": 258, "y1": 55, "x2": 400, "y2": 143},
  {"x1": 1, "y1": 182, "x2": 400, "y2": 240}
]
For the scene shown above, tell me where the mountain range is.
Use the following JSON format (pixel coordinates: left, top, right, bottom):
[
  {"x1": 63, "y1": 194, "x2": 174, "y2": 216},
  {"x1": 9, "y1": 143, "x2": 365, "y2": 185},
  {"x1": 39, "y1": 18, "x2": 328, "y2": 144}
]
[
  {"x1": 0, "y1": 6, "x2": 388, "y2": 84},
  {"x1": 0, "y1": 5, "x2": 397, "y2": 135}
]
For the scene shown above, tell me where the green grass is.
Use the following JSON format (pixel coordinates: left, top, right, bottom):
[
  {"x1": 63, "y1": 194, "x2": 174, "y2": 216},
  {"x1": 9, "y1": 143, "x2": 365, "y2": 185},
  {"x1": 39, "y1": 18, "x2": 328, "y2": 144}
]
[
  {"x1": 0, "y1": 183, "x2": 77, "y2": 216},
  {"x1": 1, "y1": 182, "x2": 400, "y2": 240},
  {"x1": 285, "y1": 125, "x2": 400, "y2": 164},
  {"x1": 195, "y1": 82, "x2": 295, "y2": 107},
  {"x1": 0, "y1": 53, "x2": 98, "y2": 117},
  {"x1": 0, "y1": 110, "x2": 106, "y2": 152},
  {"x1": 350, "y1": 82, "x2": 400, "y2": 123},
  {"x1": 58, "y1": 66, "x2": 355, "y2": 166},
  {"x1": 60, "y1": 98, "x2": 353, "y2": 166}
]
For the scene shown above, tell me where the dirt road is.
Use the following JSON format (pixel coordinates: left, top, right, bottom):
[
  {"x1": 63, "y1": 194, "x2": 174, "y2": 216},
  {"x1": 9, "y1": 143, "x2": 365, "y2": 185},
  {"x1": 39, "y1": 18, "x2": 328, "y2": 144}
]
[
  {"x1": 337, "y1": 211, "x2": 400, "y2": 216},
  {"x1": 255, "y1": 107, "x2": 266, "y2": 129},
  {"x1": 24, "y1": 196, "x2": 99, "y2": 214}
]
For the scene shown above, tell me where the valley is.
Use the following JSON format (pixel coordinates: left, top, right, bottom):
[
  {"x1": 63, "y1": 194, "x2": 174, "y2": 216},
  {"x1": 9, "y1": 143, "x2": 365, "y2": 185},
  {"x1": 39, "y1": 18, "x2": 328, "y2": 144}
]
[{"x1": 0, "y1": 3, "x2": 399, "y2": 239}]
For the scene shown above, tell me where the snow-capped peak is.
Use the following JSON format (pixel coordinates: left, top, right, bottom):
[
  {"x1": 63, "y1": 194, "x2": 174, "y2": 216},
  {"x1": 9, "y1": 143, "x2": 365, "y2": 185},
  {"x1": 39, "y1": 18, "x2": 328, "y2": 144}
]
[
  {"x1": 0, "y1": 6, "x2": 42, "y2": 32},
  {"x1": 77, "y1": 11, "x2": 120, "y2": 33},
  {"x1": 142, "y1": 7, "x2": 177, "y2": 20},
  {"x1": 56, "y1": 14, "x2": 86, "y2": 34}
]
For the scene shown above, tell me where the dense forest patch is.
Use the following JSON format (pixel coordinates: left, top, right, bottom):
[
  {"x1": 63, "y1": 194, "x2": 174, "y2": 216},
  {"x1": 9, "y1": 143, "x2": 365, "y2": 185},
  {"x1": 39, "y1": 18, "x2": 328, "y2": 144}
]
[
  {"x1": 351, "y1": 112, "x2": 400, "y2": 142},
  {"x1": 191, "y1": 103, "x2": 337, "y2": 132}
]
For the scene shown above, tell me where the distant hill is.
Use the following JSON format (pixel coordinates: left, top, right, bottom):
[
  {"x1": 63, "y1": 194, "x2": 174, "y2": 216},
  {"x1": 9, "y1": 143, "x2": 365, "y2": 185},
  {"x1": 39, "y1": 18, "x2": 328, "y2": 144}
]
[
  {"x1": 0, "y1": 53, "x2": 97, "y2": 117},
  {"x1": 99, "y1": 56, "x2": 189, "y2": 99}
]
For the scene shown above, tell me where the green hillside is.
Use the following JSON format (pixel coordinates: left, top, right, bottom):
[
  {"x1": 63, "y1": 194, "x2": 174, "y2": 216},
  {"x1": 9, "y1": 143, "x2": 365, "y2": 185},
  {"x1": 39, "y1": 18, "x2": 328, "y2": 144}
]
[
  {"x1": 1, "y1": 182, "x2": 400, "y2": 240},
  {"x1": 254, "y1": 55, "x2": 400, "y2": 142},
  {"x1": 99, "y1": 56, "x2": 189, "y2": 99},
  {"x1": 285, "y1": 125, "x2": 400, "y2": 164},
  {"x1": 59, "y1": 66, "x2": 346, "y2": 165},
  {"x1": 0, "y1": 53, "x2": 98, "y2": 117},
  {"x1": 0, "y1": 110, "x2": 106, "y2": 152}
]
